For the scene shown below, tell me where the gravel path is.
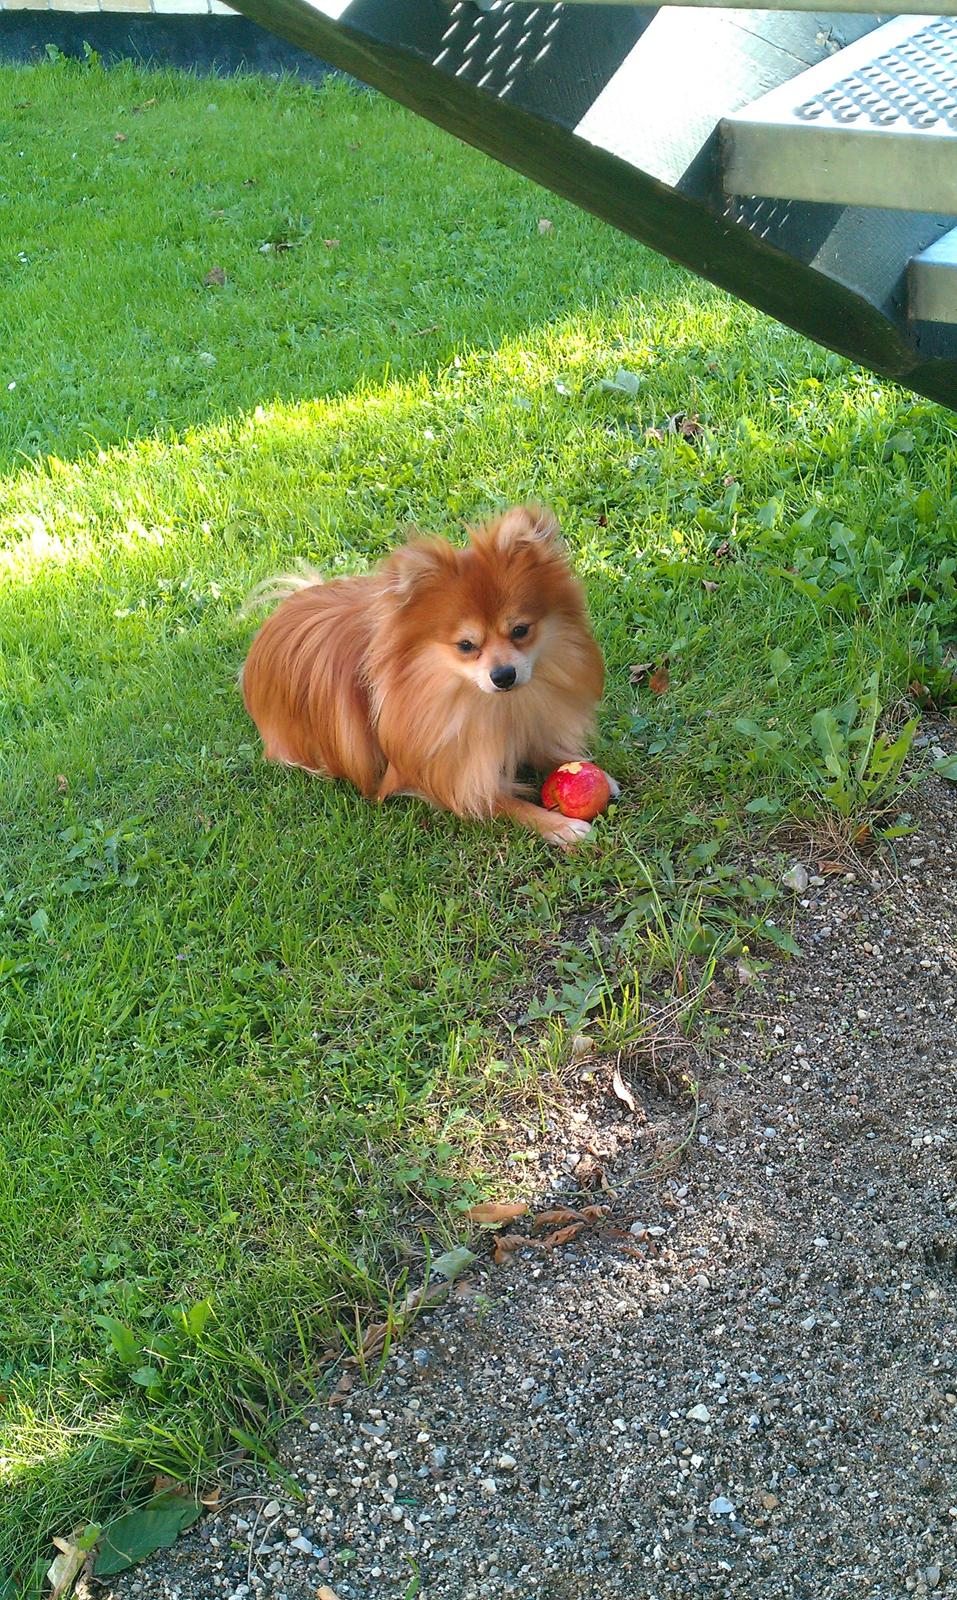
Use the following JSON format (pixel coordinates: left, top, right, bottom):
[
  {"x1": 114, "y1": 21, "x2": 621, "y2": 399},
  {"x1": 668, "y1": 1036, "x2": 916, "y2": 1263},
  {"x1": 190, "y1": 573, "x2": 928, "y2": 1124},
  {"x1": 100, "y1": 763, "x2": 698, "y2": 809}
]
[{"x1": 105, "y1": 726, "x2": 957, "y2": 1600}]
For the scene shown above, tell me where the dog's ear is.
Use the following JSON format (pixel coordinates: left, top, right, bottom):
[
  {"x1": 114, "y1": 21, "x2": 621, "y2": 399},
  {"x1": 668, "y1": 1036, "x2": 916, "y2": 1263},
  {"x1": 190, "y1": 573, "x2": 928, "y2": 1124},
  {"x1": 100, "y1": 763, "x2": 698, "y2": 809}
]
[
  {"x1": 490, "y1": 504, "x2": 562, "y2": 553},
  {"x1": 384, "y1": 536, "x2": 457, "y2": 603}
]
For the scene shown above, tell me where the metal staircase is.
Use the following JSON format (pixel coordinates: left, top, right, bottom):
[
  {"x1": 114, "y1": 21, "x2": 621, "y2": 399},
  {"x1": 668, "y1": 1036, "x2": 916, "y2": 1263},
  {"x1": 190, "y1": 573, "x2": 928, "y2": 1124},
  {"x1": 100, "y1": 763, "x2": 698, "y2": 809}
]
[{"x1": 222, "y1": 0, "x2": 957, "y2": 406}]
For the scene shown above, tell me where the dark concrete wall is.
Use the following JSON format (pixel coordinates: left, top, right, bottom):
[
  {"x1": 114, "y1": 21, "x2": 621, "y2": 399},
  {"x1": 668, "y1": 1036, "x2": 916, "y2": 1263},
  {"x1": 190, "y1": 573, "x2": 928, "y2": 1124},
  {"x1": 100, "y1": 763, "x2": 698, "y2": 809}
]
[{"x1": 0, "y1": 11, "x2": 337, "y2": 79}]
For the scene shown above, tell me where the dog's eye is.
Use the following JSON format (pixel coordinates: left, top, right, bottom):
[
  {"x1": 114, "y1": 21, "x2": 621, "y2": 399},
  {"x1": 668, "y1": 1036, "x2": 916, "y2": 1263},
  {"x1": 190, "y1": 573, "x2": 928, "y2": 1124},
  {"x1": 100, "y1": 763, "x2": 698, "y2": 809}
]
[
  {"x1": 511, "y1": 623, "x2": 530, "y2": 641},
  {"x1": 457, "y1": 640, "x2": 477, "y2": 655}
]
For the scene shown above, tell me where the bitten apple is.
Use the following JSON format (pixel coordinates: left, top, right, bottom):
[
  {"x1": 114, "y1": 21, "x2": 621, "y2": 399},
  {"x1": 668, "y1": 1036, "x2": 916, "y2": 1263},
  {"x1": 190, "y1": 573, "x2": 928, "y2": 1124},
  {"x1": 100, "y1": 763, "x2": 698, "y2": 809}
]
[{"x1": 541, "y1": 761, "x2": 612, "y2": 821}]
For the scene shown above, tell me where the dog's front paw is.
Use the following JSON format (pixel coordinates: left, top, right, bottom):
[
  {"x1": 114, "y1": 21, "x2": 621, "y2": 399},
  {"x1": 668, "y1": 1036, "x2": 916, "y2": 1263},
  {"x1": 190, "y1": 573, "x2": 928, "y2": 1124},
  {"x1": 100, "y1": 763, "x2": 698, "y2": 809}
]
[{"x1": 543, "y1": 814, "x2": 593, "y2": 850}]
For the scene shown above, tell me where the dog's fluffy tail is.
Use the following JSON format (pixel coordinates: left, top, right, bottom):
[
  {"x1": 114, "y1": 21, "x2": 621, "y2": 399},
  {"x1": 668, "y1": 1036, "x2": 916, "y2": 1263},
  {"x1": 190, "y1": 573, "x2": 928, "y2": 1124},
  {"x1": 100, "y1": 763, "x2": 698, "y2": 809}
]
[{"x1": 238, "y1": 560, "x2": 324, "y2": 620}]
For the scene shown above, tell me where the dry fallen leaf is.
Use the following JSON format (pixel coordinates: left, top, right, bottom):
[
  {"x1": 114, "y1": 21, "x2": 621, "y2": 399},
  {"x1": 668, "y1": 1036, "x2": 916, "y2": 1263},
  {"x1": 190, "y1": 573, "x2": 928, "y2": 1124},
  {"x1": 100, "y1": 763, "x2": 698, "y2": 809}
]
[
  {"x1": 317, "y1": 1588, "x2": 343, "y2": 1600},
  {"x1": 360, "y1": 1321, "x2": 389, "y2": 1359},
  {"x1": 649, "y1": 664, "x2": 670, "y2": 696},
  {"x1": 573, "y1": 1152, "x2": 601, "y2": 1186},
  {"x1": 132, "y1": 97, "x2": 157, "y2": 113},
  {"x1": 644, "y1": 425, "x2": 666, "y2": 443},
  {"x1": 493, "y1": 1232, "x2": 546, "y2": 1264},
  {"x1": 531, "y1": 1207, "x2": 585, "y2": 1229},
  {"x1": 628, "y1": 660, "x2": 655, "y2": 686},
  {"x1": 48, "y1": 1537, "x2": 85, "y2": 1600},
  {"x1": 580, "y1": 1204, "x2": 610, "y2": 1222},
  {"x1": 817, "y1": 860, "x2": 846, "y2": 875},
  {"x1": 759, "y1": 1490, "x2": 780, "y2": 1511},
  {"x1": 465, "y1": 1201, "x2": 528, "y2": 1227},
  {"x1": 328, "y1": 1370, "x2": 354, "y2": 1407},
  {"x1": 203, "y1": 266, "x2": 226, "y2": 287},
  {"x1": 668, "y1": 411, "x2": 702, "y2": 439},
  {"x1": 611, "y1": 1063, "x2": 638, "y2": 1114},
  {"x1": 200, "y1": 1486, "x2": 222, "y2": 1508},
  {"x1": 323, "y1": 237, "x2": 341, "y2": 249},
  {"x1": 542, "y1": 1221, "x2": 586, "y2": 1248},
  {"x1": 714, "y1": 539, "x2": 732, "y2": 561},
  {"x1": 538, "y1": 217, "x2": 553, "y2": 234},
  {"x1": 701, "y1": 579, "x2": 719, "y2": 593},
  {"x1": 152, "y1": 1474, "x2": 181, "y2": 1495},
  {"x1": 114, "y1": 132, "x2": 127, "y2": 143},
  {"x1": 56, "y1": 773, "x2": 68, "y2": 792}
]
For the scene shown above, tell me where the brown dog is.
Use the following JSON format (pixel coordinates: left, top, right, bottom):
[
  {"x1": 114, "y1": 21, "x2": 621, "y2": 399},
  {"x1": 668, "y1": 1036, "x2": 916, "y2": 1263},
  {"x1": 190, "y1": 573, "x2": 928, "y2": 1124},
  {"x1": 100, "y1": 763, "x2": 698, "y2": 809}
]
[{"x1": 241, "y1": 505, "x2": 613, "y2": 846}]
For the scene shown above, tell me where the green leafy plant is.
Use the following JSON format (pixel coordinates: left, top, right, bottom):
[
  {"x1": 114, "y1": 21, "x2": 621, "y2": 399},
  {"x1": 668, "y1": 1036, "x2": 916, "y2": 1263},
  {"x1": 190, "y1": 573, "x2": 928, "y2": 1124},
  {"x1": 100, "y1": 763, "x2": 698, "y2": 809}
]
[{"x1": 809, "y1": 672, "x2": 918, "y2": 819}]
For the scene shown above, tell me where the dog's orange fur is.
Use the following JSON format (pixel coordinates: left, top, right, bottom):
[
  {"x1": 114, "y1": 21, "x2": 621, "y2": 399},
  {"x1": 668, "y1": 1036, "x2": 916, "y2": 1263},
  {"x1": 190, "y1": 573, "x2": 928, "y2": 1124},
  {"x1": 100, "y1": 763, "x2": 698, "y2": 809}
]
[{"x1": 241, "y1": 506, "x2": 607, "y2": 846}]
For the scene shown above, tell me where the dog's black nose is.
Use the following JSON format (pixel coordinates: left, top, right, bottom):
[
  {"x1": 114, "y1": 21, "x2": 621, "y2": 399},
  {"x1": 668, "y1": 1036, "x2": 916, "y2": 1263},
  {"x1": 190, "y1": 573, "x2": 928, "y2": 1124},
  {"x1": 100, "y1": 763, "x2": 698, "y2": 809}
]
[{"x1": 490, "y1": 664, "x2": 517, "y2": 690}]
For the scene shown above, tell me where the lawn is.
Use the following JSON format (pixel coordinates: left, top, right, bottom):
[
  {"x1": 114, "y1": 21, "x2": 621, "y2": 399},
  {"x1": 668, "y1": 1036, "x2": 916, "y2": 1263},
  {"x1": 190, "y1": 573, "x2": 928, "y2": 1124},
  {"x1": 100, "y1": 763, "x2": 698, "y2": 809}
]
[{"x1": 2, "y1": 56, "x2": 956, "y2": 1585}]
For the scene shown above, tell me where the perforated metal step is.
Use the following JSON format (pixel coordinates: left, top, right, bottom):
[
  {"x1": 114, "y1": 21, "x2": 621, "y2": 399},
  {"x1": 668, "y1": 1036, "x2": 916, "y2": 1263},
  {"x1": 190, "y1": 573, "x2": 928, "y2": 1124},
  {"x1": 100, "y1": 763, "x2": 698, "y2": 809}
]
[
  {"x1": 722, "y1": 15, "x2": 957, "y2": 212},
  {"x1": 506, "y1": 0, "x2": 957, "y2": 12}
]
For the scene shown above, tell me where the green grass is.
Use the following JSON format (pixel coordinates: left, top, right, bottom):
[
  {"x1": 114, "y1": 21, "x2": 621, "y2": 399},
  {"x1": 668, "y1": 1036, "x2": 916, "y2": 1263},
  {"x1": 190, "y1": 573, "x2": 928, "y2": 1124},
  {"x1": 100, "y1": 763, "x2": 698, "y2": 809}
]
[{"x1": 2, "y1": 56, "x2": 957, "y2": 1584}]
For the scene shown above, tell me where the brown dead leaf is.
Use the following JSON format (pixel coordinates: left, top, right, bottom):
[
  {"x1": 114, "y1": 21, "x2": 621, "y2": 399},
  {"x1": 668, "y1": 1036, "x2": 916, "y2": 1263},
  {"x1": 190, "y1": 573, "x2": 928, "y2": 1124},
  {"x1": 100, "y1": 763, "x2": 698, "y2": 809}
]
[
  {"x1": 714, "y1": 539, "x2": 732, "y2": 561},
  {"x1": 363, "y1": 1321, "x2": 390, "y2": 1356},
  {"x1": 668, "y1": 411, "x2": 702, "y2": 439},
  {"x1": 628, "y1": 660, "x2": 655, "y2": 686},
  {"x1": 465, "y1": 1201, "x2": 528, "y2": 1227},
  {"x1": 396, "y1": 1279, "x2": 449, "y2": 1319},
  {"x1": 618, "y1": 1242, "x2": 648, "y2": 1259},
  {"x1": 542, "y1": 1221, "x2": 586, "y2": 1248},
  {"x1": 531, "y1": 1208, "x2": 585, "y2": 1229},
  {"x1": 701, "y1": 580, "x2": 718, "y2": 593},
  {"x1": 152, "y1": 1473, "x2": 182, "y2": 1495},
  {"x1": 909, "y1": 678, "x2": 933, "y2": 709},
  {"x1": 114, "y1": 132, "x2": 127, "y2": 143},
  {"x1": 493, "y1": 1232, "x2": 546, "y2": 1264},
  {"x1": 817, "y1": 859, "x2": 846, "y2": 875},
  {"x1": 854, "y1": 824, "x2": 875, "y2": 854},
  {"x1": 573, "y1": 1152, "x2": 601, "y2": 1186},
  {"x1": 200, "y1": 1485, "x2": 222, "y2": 1508},
  {"x1": 538, "y1": 218, "x2": 554, "y2": 234},
  {"x1": 644, "y1": 425, "x2": 666, "y2": 443},
  {"x1": 323, "y1": 238, "x2": 341, "y2": 249},
  {"x1": 56, "y1": 774, "x2": 68, "y2": 792},
  {"x1": 599, "y1": 1171, "x2": 618, "y2": 1198},
  {"x1": 580, "y1": 1204, "x2": 610, "y2": 1222},
  {"x1": 758, "y1": 1490, "x2": 780, "y2": 1511},
  {"x1": 328, "y1": 1370, "x2": 354, "y2": 1407},
  {"x1": 132, "y1": 97, "x2": 157, "y2": 113},
  {"x1": 203, "y1": 266, "x2": 226, "y2": 287},
  {"x1": 612, "y1": 1063, "x2": 638, "y2": 1114},
  {"x1": 649, "y1": 664, "x2": 670, "y2": 696},
  {"x1": 317, "y1": 1587, "x2": 343, "y2": 1600}
]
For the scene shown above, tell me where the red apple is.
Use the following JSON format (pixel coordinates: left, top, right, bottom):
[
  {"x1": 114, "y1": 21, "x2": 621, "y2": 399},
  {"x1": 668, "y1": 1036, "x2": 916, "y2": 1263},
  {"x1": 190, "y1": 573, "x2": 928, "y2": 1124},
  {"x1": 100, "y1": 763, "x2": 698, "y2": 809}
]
[{"x1": 541, "y1": 761, "x2": 612, "y2": 821}]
